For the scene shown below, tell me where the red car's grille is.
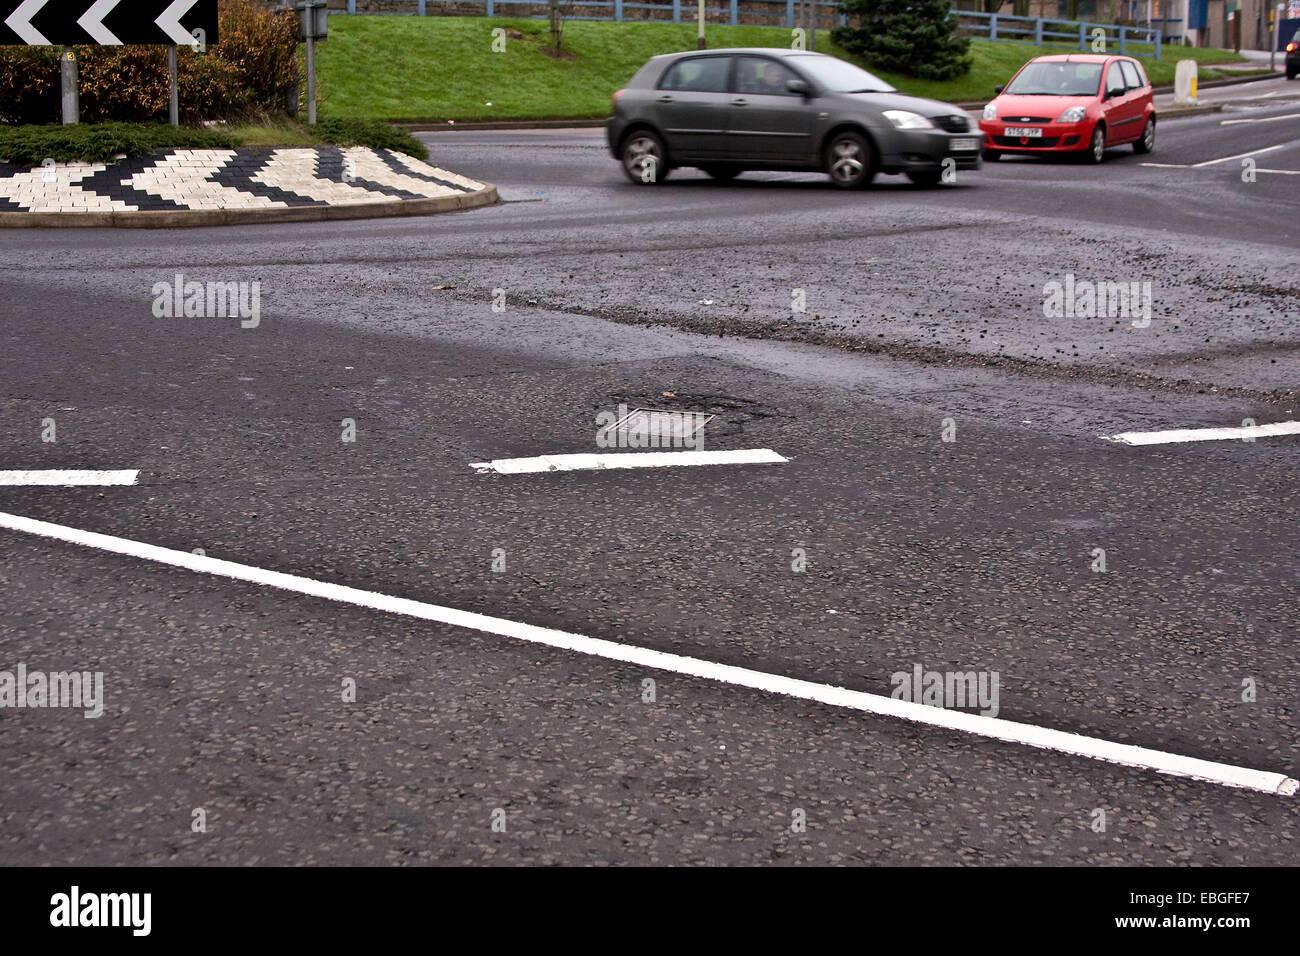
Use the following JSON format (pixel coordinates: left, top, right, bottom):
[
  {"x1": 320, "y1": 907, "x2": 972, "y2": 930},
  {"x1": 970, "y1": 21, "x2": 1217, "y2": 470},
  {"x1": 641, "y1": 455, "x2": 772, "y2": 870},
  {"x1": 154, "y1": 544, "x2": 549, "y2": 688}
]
[{"x1": 1000, "y1": 116, "x2": 1052, "y2": 124}]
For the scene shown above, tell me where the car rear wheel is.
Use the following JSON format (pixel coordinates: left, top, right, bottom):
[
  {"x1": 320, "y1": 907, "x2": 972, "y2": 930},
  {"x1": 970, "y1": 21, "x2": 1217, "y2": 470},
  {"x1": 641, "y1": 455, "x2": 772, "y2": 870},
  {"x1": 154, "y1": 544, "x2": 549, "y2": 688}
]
[
  {"x1": 824, "y1": 131, "x2": 875, "y2": 189},
  {"x1": 1085, "y1": 125, "x2": 1106, "y2": 164},
  {"x1": 1133, "y1": 117, "x2": 1155, "y2": 154},
  {"x1": 622, "y1": 131, "x2": 669, "y2": 184},
  {"x1": 981, "y1": 149, "x2": 1001, "y2": 162},
  {"x1": 701, "y1": 165, "x2": 741, "y2": 181}
]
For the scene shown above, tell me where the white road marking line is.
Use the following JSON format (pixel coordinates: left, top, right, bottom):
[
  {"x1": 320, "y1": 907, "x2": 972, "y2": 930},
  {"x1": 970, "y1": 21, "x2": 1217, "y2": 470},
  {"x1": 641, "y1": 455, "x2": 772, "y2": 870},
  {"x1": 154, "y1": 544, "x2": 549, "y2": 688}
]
[
  {"x1": 1103, "y1": 421, "x2": 1300, "y2": 445},
  {"x1": 0, "y1": 470, "x2": 139, "y2": 486},
  {"x1": 1140, "y1": 160, "x2": 1300, "y2": 174},
  {"x1": 0, "y1": 509, "x2": 1294, "y2": 797},
  {"x1": 1191, "y1": 144, "x2": 1285, "y2": 166},
  {"x1": 1220, "y1": 112, "x2": 1300, "y2": 125},
  {"x1": 470, "y1": 449, "x2": 788, "y2": 474}
]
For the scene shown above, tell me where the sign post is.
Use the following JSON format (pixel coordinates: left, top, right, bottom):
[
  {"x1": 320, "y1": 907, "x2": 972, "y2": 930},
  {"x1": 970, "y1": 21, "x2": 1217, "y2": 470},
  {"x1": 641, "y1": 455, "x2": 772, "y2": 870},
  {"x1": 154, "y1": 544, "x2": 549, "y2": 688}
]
[
  {"x1": 697, "y1": 0, "x2": 704, "y2": 49},
  {"x1": 295, "y1": 1, "x2": 327, "y2": 125},
  {"x1": 60, "y1": 46, "x2": 77, "y2": 124},
  {"x1": 168, "y1": 44, "x2": 178, "y2": 126}
]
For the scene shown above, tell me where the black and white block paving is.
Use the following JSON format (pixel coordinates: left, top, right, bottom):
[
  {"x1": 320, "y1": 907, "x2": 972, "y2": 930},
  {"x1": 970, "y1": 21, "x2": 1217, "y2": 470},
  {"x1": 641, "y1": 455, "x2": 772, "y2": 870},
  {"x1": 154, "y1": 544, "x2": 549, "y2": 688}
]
[{"x1": 0, "y1": 147, "x2": 486, "y2": 213}]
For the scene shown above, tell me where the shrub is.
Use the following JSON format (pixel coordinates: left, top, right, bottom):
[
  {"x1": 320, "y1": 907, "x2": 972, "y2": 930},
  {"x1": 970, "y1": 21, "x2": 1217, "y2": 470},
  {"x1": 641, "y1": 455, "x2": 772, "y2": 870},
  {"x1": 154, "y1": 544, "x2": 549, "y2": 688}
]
[
  {"x1": 833, "y1": 0, "x2": 973, "y2": 82},
  {"x1": 0, "y1": 122, "x2": 237, "y2": 165},
  {"x1": 313, "y1": 118, "x2": 429, "y2": 161}
]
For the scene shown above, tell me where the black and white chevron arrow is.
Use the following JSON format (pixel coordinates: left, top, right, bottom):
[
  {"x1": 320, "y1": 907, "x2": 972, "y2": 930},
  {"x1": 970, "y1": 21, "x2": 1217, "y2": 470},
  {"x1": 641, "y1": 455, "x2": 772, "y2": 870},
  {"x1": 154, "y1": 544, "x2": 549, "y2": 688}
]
[{"x1": 0, "y1": 0, "x2": 217, "y2": 46}]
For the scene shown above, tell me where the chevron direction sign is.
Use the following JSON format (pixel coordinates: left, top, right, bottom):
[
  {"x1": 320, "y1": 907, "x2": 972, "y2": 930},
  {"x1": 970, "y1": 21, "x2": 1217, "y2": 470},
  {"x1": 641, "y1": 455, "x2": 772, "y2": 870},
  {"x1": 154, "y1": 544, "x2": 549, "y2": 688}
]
[{"x1": 0, "y1": 0, "x2": 217, "y2": 46}]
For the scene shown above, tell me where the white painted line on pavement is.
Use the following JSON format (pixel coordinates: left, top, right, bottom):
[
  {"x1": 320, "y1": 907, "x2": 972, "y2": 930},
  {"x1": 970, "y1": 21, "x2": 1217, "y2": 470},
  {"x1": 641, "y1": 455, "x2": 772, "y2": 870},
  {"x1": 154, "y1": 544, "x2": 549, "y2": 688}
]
[
  {"x1": 0, "y1": 508, "x2": 1294, "y2": 797},
  {"x1": 1192, "y1": 144, "x2": 1285, "y2": 166},
  {"x1": 1103, "y1": 421, "x2": 1300, "y2": 445},
  {"x1": 1220, "y1": 112, "x2": 1300, "y2": 125},
  {"x1": 0, "y1": 470, "x2": 139, "y2": 486},
  {"x1": 470, "y1": 449, "x2": 788, "y2": 474}
]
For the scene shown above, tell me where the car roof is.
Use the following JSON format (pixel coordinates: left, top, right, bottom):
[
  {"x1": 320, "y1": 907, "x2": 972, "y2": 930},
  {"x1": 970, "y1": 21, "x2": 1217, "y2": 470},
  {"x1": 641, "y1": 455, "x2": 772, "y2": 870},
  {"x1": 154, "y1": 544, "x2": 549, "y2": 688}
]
[
  {"x1": 1027, "y1": 53, "x2": 1127, "y2": 63},
  {"x1": 650, "y1": 47, "x2": 833, "y2": 59}
]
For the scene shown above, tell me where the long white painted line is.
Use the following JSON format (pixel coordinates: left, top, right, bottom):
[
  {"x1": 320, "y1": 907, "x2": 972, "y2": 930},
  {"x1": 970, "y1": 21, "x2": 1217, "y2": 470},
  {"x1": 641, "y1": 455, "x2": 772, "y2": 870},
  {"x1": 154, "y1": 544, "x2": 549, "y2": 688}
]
[
  {"x1": 1103, "y1": 420, "x2": 1300, "y2": 446},
  {"x1": 0, "y1": 470, "x2": 139, "y2": 486},
  {"x1": 1192, "y1": 144, "x2": 1285, "y2": 167},
  {"x1": 0, "y1": 509, "x2": 1294, "y2": 797},
  {"x1": 1220, "y1": 112, "x2": 1300, "y2": 125},
  {"x1": 470, "y1": 449, "x2": 788, "y2": 474}
]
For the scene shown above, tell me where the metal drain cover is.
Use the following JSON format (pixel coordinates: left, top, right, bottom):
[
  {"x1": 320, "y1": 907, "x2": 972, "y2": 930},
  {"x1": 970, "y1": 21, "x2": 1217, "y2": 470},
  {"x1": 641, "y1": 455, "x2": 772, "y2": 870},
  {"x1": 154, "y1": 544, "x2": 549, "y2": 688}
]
[{"x1": 603, "y1": 407, "x2": 714, "y2": 444}]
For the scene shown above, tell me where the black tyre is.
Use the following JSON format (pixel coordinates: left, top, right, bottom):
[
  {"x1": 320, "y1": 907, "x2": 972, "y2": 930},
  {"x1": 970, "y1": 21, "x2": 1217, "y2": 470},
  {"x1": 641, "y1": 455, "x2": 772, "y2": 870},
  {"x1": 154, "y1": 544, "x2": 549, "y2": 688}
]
[
  {"x1": 1133, "y1": 116, "x2": 1155, "y2": 154},
  {"x1": 823, "y1": 131, "x2": 875, "y2": 189},
  {"x1": 906, "y1": 169, "x2": 944, "y2": 187},
  {"x1": 981, "y1": 148, "x2": 1002, "y2": 162},
  {"x1": 1084, "y1": 124, "x2": 1106, "y2": 164},
  {"x1": 701, "y1": 165, "x2": 741, "y2": 181},
  {"x1": 621, "y1": 130, "x2": 669, "y2": 184}
]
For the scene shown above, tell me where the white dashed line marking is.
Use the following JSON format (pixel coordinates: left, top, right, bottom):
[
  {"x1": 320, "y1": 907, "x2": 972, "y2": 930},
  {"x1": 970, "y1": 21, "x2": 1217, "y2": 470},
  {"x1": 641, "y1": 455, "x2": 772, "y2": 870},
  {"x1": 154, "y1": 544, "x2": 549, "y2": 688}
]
[
  {"x1": 0, "y1": 509, "x2": 1294, "y2": 797},
  {"x1": 0, "y1": 470, "x2": 139, "y2": 486},
  {"x1": 470, "y1": 449, "x2": 788, "y2": 473},
  {"x1": 1102, "y1": 421, "x2": 1300, "y2": 445}
]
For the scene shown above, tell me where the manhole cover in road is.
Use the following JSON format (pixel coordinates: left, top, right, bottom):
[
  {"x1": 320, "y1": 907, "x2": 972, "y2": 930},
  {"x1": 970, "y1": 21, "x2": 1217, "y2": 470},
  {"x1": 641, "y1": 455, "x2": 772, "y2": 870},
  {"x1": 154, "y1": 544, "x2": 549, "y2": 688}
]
[{"x1": 603, "y1": 407, "x2": 714, "y2": 445}]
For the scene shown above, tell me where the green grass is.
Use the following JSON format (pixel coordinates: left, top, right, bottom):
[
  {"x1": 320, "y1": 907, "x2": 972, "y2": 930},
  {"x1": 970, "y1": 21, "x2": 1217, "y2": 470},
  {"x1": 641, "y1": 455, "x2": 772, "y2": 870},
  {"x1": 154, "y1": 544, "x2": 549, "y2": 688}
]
[{"x1": 316, "y1": 15, "x2": 1247, "y2": 122}]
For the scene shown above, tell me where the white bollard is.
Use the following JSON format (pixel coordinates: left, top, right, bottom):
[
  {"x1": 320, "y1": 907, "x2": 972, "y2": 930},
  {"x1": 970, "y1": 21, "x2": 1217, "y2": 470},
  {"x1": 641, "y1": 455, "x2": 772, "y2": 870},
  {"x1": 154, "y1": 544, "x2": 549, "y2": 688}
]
[{"x1": 1173, "y1": 59, "x2": 1198, "y2": 107}]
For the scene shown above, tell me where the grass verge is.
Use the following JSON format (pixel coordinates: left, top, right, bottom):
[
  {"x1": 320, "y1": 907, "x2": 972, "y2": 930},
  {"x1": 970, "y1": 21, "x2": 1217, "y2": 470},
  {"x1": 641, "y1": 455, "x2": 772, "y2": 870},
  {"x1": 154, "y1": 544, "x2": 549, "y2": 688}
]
[{"x1": 316, "y1": 15, "x2": 1248, "y2": 122}]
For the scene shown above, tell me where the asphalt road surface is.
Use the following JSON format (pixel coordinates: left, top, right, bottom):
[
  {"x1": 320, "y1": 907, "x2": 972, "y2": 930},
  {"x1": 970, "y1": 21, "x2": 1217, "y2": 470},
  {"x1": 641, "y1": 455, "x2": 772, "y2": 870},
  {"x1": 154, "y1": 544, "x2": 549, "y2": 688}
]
[{"x1": 1, "y1": 78, "x2": 1297, "y2": 865}]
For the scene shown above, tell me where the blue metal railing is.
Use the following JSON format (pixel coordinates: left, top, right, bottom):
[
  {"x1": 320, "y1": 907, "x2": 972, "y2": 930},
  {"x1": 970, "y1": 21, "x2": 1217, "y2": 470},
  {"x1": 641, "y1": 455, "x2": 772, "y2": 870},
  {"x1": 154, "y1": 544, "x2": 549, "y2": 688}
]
[{"x1": 957, "y1": 11, "x2": 1164, "y2": 59}]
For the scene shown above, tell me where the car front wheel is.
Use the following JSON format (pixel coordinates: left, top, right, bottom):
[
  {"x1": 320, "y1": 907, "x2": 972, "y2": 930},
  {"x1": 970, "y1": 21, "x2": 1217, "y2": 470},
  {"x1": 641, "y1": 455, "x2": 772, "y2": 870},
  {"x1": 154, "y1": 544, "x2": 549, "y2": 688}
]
[
  {"x1": 982, "y1": 149, "x2": 1001, "y2": 162},
  {"x1": 906, "y1": 169, "x2": 944, "y2": 187},
  {"x1": 1085, "y1": 125, "x2": 1106, "y2": 164},
  {"x1": 824, "y1": 131, "x2": 875, "y2": 189},
  {"x1": 622, "y1": 131, "x2": 669, "y2": 184},
  {"x1": 1133, "y1": 117, "x2": 1155, "y2": 154}
]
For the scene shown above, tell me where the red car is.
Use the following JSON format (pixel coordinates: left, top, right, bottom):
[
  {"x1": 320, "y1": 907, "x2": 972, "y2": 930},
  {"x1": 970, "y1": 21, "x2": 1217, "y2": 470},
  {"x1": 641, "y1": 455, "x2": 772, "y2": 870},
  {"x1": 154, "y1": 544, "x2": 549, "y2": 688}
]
[{"x1": 978, "y1": 53, "x2": 1155, "y2": 164}]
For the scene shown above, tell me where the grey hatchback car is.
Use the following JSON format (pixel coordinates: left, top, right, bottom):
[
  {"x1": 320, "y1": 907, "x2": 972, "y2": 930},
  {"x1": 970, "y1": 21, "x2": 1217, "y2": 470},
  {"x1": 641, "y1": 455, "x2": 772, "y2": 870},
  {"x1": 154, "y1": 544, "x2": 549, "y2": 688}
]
[{"x1": 608, "y1": 48, "x2": 983, "y2": 188}]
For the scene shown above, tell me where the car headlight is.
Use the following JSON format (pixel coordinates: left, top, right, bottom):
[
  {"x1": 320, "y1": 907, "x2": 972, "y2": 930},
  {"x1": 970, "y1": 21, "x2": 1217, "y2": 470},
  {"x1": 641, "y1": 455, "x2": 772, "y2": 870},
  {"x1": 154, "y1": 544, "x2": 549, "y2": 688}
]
[
  {"x1": 1056, "y1": 106, "x2": 1088, "y2": 123},
  {"x1": 882, "y1": 110, "x2": 934, "y2": 130},
  {"x1": 982, "y1": 104, "x2": 997, "y2": 121}
]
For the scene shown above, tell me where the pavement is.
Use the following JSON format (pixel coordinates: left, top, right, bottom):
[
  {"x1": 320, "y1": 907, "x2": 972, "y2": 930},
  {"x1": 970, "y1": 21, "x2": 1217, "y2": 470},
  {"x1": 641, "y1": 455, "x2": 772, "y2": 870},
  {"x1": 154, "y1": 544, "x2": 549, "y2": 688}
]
[{"x1": 0, "y1": 76, "x2": 1296, "y2": 865}]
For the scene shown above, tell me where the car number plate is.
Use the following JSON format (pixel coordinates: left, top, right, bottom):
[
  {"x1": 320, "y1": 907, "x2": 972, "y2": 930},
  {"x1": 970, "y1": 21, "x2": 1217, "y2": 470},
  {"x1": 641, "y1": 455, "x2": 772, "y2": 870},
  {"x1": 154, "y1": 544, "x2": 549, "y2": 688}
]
[
  {"x1": 949, "y1": 138, "x2": 979, "y2": 151},
  {"x1": 1004, "y1": 127, "x2": 1042, "y2": 138}
]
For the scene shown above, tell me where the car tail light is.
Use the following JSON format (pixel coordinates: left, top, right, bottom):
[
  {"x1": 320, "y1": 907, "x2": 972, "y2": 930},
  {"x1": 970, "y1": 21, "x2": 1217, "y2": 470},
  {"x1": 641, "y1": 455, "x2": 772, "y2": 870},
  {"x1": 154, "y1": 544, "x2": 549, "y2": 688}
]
[{"x1": 1288, "y1": 41, "x2": 1298, "y2": 52}]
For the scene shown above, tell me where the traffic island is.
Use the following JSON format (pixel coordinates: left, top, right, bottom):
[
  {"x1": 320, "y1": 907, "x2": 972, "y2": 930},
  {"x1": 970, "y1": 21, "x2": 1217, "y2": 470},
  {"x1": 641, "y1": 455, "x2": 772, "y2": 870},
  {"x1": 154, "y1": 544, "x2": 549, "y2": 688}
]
[{"x1": 0, "y1": 146, "x2": 497, "y2": 227}]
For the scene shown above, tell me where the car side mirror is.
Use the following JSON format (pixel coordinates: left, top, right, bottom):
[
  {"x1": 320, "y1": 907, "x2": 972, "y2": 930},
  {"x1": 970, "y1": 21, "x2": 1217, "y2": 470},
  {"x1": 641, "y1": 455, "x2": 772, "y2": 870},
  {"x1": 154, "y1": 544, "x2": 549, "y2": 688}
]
[
  {"x1": 994, "y1": 85, "x2": 1004, "y2": 95},
  {"x1": 786, "y1": 79, "x2": 810, "y2": 97}
]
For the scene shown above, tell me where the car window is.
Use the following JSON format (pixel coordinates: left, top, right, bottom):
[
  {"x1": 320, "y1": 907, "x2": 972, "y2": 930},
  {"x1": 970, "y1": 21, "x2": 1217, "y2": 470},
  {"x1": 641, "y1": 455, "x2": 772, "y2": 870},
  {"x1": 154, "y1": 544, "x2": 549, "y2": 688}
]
[
  {"x1": 1004, "y1": 61, "x2": 1103, "y2": 96},
  {"x1": 735, "y1": 57, "x2": 800, "y2": 96},
  {"x1": 658, "y1": 57, "x2": 731, "y2": 93},
  {"x1": 1105, "y1": 64, "x2": 1127, "y2": 96},
  {"x1": 784, "y1": 54, "x2": 895, "y2": 93},
  {"x1": 1119, "y1": 61, "x2": 1143, "y2": 90}
]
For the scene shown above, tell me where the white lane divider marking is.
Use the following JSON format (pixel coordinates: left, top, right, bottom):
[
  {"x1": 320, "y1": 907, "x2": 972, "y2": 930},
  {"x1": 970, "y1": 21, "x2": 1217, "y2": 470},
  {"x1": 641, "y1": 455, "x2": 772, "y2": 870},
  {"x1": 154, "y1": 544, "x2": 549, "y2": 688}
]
[
  {"x1": 0, "y1": 470, "x2": 139, "y2": 486},
  {"x1": 1220, "y1": 112, "x2": 1300, "y2": 125},
  {"x1": 1191, "y1": 144, "x2": 1285, "y2": 166},
  {"x1": 1102, "y1": 421, "x2": 1300, "y2": 446},
  {"x1": 0, "y1": 509, "x2": 1294, "y2": 797},
  {"x1": 470, "y1": 449, "x2": 788, "y2": 474}
]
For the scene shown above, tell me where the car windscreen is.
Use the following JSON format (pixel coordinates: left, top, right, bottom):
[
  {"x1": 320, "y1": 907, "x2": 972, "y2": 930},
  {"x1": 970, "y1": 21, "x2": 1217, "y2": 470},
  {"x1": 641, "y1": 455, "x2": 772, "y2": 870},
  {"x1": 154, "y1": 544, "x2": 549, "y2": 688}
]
[
  {"x1": 1004, "y1": 62, "x2": 1104, "y2": 96},
  {"x1": 784, "y1": 55, "x2": 896, "y2": 93}
]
